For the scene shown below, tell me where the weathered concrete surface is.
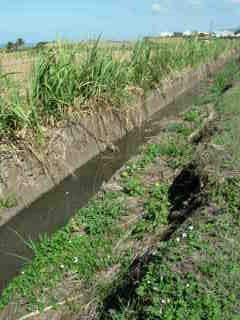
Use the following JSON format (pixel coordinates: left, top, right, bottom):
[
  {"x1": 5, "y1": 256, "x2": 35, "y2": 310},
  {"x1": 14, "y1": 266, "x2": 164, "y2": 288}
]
[{"x1": 0, "y1": 49, "x2": 239, "y2": 229}]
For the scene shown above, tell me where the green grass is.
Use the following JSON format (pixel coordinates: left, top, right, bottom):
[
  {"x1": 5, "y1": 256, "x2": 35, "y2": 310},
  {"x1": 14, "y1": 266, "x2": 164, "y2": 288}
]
[
  {"x1": 122, "y1": 177, "x2": 144, "y2": 197},
  {"x1": 0, "y1": 195, "x2": 18, "y2": 209},
  {"x1": 142, "y1": 183, "x2": 170, "y2": 228},
  {"x1": 0, "y1": 192, "x2": 126, "y2": 310},
  {"x1": 121, "y1": 138, "x2": 191, "y2": 177},
  {"x1": 183, "y1": 107, "x2": 200, "y2": 122},
  {"x1": 101, "y1": 64, "x2": 240, "y2": 320},
  {"x1": 0, "y1": 130, "x2": 189, "y2": 312},
  {"x1": 166, "y1": 123, "x2": 192, "y2": 136},
  {"x1": 106, "y1": 178, "x2": 240, "y2": 320},
  {"x1": 213, "y1": 85, "x2": 240, "y2": 170},
  {"x1": 120, "y1": 143, "x2": 166, "y2": 177},
  {"x1": 0, "y1": 38, "x2": 238, "y2": 140},
  {"x1": 0, "y1": 136, "x2": 178, "y2": 312},
  {"x1": 0, "y1": 71, "x2": 29, "y2": 135}
]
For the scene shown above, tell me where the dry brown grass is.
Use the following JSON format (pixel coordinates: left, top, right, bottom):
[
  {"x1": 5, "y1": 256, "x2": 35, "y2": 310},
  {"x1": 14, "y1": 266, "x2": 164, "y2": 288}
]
[
  {"x1": 145, "y1": 37, "x2": 184, "y2": 44},
  {"x1": 0, "y1": 57, "x2": 34, "y2": 82}
]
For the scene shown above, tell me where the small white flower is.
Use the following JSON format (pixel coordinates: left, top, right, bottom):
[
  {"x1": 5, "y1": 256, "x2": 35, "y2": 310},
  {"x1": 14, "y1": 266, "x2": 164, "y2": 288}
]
[
  {"x1": 189, "y1": 225, "x2": 194, "y2": 231},
  {"x1": 60, "y1": 264, "x2": 64, "y2": 269},
  {"x1": 21, "y1": 271, "x2": 25, "y2": 275},
  {"x1": 73, "y1": 257, "x2": 79, "y2": 263},
  {"x1": 69, "y1": 240, "x2": 72, "y2": 244},
  {"x1": 161, "y1": 299, "x2": 166, "y2": 304},
  {"x1": 176, "y1": 237, "x2": 180, "y2": 242},
  {"x1": 182, "y1": 232, "x2": 187, "y2": 238},
  {"x1": 186, "y1": 283, "x2": 190, "y2": 288}
]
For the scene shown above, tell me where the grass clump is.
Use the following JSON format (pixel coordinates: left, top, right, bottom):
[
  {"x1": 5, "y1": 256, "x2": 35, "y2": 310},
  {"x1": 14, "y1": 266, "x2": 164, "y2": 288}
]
[
  {"x1": 183, "y1": 107, "x2": 200, "y2": 122},
  {"x1": 0, "y1": 71, "x2": 29, "y2": 137},
  {"x1": 143, "y1": 183, "x2": 170, "y2": 226},
  {"x1": 121, "y1": 143, "x2": 164, "y2": 177},
  {"x1": 31, "y1": 40, "x2": 129, "y2": 121},
  {"x1": 122, "y1": 177, "x2": 144, "y2": 197},
  {"x1": 166, "y1": 123, "x2": 192, "y2": 136},
  {"x1": 0, "y1": 195, "x2": 18, "y2": 209},
  {"x1": 211, "y1": 60, "x2": 240, "y2": 96}
]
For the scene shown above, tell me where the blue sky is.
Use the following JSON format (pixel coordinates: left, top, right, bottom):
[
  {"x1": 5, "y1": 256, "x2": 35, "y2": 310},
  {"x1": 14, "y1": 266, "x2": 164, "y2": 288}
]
[{"x1": 1, "y1": 0, "x2": 240, "y2": 43}]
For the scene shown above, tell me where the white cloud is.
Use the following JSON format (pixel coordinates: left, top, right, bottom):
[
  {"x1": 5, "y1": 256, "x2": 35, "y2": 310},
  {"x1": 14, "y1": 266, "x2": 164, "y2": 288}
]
[{"x1": 151, "y1": 3, "x2": 161, "y2": 12}]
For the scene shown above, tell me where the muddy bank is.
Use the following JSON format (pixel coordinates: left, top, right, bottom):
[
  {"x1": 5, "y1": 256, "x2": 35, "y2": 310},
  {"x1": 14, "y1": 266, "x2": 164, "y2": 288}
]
[{"x1": 0, "y1": 49, "x2": 239, "y2": 293}]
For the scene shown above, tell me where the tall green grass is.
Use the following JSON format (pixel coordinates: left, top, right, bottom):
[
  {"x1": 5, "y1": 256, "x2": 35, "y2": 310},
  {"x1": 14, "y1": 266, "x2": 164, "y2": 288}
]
[
  {"x1": 28, "y1": 39, "x2": 131, "y2": 122},
  {"x1": 0, "y1": 38, "x2": 238, "y2": 140},
  {"x1": 0, "y1": 70, "x2": 30, "y2": 136}
]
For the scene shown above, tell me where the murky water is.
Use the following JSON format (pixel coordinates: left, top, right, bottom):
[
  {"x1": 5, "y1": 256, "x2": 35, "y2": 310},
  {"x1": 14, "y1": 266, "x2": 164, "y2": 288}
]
[{"x1": 0, "y1": 84, "x2": 205, "y2": 293}]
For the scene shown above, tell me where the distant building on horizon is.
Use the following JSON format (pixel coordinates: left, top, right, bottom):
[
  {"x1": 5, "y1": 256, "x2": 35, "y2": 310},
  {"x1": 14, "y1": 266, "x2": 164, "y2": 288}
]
[
  {"x1": 183, "y1": 30, "x2": 192, "y2": 37},
  {"x1": 159, "y1": 32, "x2": 174, "y2": 37},
  {"x1": 215, "y1": 30, "x2": 235, "y2": 38}
]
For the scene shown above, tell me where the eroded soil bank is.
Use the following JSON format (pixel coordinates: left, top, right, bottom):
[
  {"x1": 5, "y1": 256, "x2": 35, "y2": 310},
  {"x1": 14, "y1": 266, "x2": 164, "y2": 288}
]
[{"x1": 1, "y1": 56, "x2": 240, "y2": 319}]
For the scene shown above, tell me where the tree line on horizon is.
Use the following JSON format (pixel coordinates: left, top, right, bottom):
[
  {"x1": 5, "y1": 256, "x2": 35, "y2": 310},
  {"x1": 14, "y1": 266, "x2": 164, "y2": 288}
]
[
  {"x1": 5, "y1": 38, "x2": 51, "y2": 52},
  {"x1": 6, "y1": 38, "x2": 25, "y2": 51}
]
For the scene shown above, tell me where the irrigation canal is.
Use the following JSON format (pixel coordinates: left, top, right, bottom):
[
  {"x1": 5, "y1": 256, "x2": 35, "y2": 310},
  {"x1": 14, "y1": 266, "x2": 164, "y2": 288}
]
[{"x1": 0, "y1": 82, "x2": 206, "y2": 293}]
